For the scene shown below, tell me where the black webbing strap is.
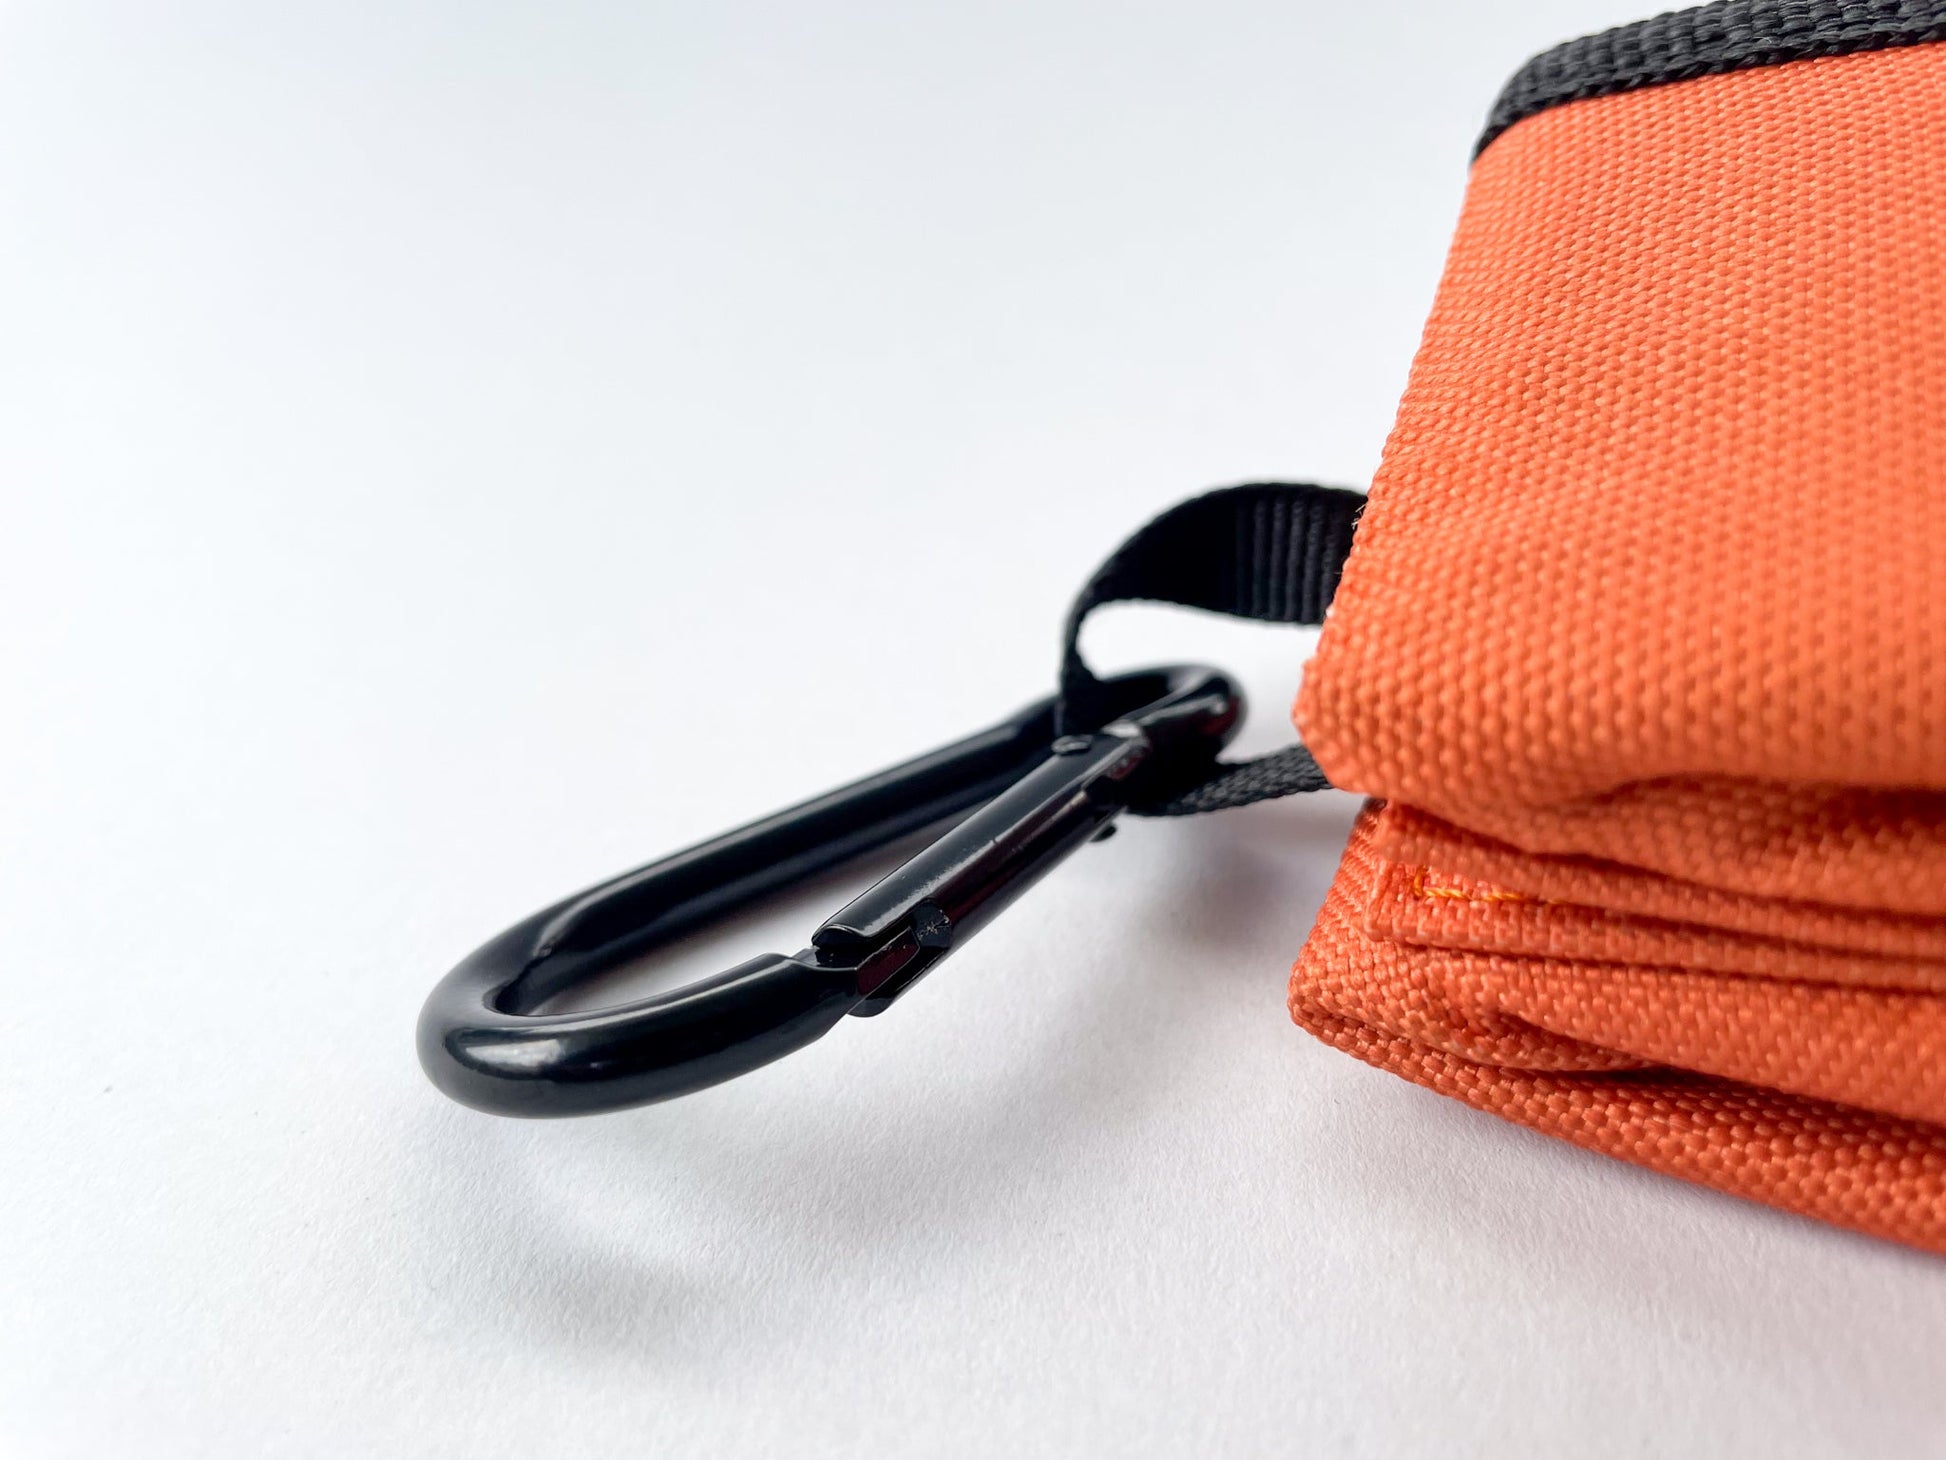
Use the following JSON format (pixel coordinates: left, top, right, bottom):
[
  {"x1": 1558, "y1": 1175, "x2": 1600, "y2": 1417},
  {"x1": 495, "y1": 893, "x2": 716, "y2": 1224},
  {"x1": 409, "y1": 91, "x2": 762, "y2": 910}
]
[{"x1": 1057, "y1": 482, "x2": 1365, "y2": 817}]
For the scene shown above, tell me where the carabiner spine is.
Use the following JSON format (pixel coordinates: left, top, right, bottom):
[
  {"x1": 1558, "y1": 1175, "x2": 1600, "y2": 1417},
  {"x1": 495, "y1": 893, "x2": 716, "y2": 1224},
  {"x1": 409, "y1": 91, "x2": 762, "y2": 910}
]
[{"x1": 815, "y1": 730, "x2": 1143, "y2": 1010}]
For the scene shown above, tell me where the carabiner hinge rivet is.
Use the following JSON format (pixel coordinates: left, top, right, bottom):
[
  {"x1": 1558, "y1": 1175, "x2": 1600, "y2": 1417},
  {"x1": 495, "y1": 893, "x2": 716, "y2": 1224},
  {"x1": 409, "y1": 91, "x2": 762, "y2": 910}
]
[{"x1": 912, "y1": 901, "x2": 954, "y2": 949}]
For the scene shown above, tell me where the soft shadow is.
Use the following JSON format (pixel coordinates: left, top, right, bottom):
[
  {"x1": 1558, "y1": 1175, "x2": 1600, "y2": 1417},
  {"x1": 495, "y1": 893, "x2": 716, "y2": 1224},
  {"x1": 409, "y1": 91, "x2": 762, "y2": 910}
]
[
  {"x1": 404, "y1": 788, "x2": 1365, "y2": 1360},
  {"x1": 1292, "y1": 1027, "x2": 1946, "y2": 1446}
]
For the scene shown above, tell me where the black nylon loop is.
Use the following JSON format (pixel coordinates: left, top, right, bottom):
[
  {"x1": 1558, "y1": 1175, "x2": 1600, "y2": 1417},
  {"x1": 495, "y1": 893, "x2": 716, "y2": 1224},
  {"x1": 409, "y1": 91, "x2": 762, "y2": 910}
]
[
  {"x1": 1134, "y1": 742, "x2": 1331, "y2": 817},
  {"x1": 1057, "y1": 482, "x2": 1364, "y2": 816}
]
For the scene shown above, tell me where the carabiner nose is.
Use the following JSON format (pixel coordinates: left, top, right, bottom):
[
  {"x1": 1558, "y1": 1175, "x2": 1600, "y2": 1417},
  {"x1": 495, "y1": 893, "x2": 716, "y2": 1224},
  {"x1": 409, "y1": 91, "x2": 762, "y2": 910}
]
[{"x1": 416, "y1": 665, "x2": 1241, "y2": 1117}]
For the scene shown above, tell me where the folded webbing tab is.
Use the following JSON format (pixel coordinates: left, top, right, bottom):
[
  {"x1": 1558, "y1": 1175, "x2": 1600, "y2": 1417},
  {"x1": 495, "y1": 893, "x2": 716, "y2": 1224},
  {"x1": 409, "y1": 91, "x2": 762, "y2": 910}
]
[{"x1": 1056, "y1": 481, "x2": 1363, "y2": 816}]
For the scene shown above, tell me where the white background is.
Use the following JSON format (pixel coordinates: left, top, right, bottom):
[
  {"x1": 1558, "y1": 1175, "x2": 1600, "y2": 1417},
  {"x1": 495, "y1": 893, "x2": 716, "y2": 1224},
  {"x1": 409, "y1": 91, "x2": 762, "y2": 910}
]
[{"x1": 5, "y1": 2, "x2": 1944, "y2": 1455}]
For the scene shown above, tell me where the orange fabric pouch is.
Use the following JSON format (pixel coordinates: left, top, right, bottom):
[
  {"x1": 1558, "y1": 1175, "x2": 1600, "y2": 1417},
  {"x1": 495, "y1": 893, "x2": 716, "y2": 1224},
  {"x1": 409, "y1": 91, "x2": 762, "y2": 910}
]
[
  {"x1": 1291, "y1": 4, "x2": 1946, "y2": 1250},
  {"x1": 415, "y1": 0, "x2": 1946, "y2": 1260}
]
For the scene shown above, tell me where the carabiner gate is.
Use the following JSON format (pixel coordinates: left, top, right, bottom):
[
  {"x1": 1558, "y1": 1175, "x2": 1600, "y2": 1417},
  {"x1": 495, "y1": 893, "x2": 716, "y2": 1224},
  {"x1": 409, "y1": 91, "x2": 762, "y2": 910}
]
[{"x1": 417, "y1": 665, "x2": 1241, "y2": 1116}]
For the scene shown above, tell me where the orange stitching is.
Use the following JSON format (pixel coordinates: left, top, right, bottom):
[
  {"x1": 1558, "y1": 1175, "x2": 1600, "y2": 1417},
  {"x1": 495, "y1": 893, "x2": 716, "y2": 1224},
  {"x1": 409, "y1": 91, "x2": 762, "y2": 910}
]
[{"x1": 1408, "y1": 868, "x2": 1538, "y2": 906}]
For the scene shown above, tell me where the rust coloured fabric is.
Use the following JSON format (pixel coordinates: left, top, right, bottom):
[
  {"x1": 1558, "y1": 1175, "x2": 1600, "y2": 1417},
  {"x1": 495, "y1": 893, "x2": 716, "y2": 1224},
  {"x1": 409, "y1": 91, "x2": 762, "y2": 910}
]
[{"x1": 1290, "y1": 38, "x2": 1946, "y2": 1249}]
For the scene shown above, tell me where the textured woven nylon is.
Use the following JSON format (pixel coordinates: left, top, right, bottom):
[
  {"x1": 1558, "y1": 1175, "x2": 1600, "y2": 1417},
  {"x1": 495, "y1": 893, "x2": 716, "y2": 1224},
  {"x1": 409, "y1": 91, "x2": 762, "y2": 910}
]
[
  {"x1": 1295, "y1": 811, "x2": 1946, "y2": 1251},
  {"x1": 1292, "y1": 35, "x2": 1946, "y2": 1249},
  {"x1": 1479, "y1": 0, "x2": 1946, "y2": 155}
]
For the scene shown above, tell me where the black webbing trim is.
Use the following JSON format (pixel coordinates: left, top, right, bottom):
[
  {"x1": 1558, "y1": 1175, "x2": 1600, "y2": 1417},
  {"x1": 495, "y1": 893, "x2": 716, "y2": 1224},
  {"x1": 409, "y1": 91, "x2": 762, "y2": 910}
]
[
  {"x1": 1477, "y1": 0, "x2": 1946, "y2": 158},
  {"x1": 1137, "y1": 743, "x2": 1331, "y2": 817},
  {"x1": 1058, "y1": 482, "x2": 1364, "y2": 817}
]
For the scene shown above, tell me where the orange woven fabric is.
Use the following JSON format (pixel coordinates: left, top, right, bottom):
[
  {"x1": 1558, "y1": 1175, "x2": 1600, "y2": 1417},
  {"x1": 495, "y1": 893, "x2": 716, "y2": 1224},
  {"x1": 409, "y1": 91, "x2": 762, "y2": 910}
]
[
  {"x1": 1365, "y1": 824, "x2": 1946, "y2": 994},
  {"x1": 1294, "y1": 811, "x2": 1946, "y2": 1250},
  {"x1": 1378, "y1": 805, "x2": 1946, "y2": 962},
  {"x1": 1290, "y1": 42, "x2": 1946, "y2": 1248}
]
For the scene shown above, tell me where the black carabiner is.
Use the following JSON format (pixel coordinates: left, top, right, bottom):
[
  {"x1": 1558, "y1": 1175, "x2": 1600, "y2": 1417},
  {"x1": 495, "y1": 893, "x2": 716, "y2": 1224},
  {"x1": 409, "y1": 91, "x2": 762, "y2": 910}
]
[
  {"x1": 417, "y1": 665, "x2": 1242, "y2": 1117},
  {"x1": 422, "y1": 665, "x2": 1245, "y2": 1121}
]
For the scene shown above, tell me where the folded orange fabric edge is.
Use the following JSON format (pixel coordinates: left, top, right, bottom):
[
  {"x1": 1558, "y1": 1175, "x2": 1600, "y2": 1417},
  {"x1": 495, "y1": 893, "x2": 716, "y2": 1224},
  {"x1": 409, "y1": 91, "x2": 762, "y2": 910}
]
[{"x1": 1292, "y1": 808, "x2": 1946, "y2": 1251}]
